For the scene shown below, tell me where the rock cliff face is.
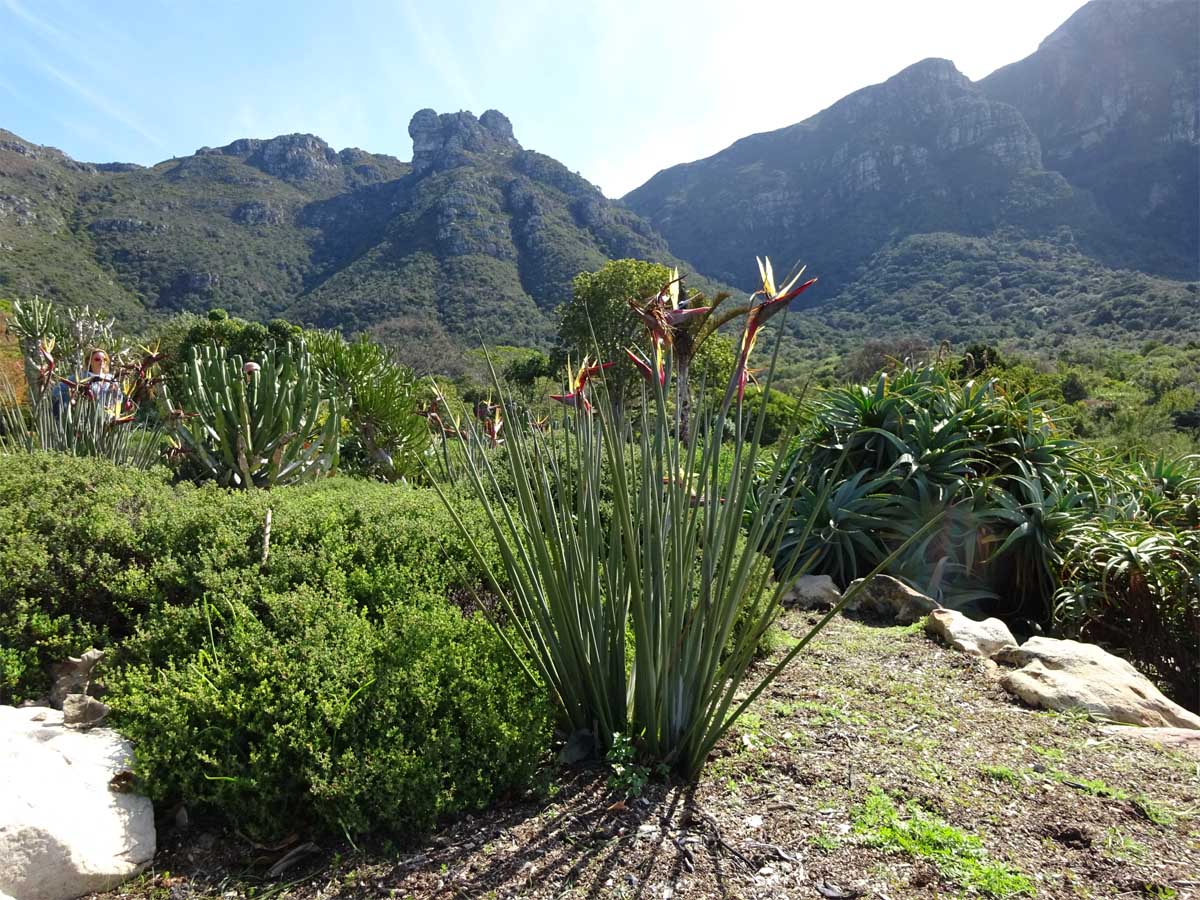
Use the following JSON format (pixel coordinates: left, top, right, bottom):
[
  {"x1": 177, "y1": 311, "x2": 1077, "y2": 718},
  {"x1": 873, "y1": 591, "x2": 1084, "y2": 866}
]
[
  {"x1": 409, "y1": 109, "x2": 521, "y2": 174},
  {"x1": 980, "y1": 0, "x2": 1198, "y2": 278},
  {"x1": 624, "y1": 58, "x2": 1065, "y2": 291},
  {"x1": 982, "y1": 0, "x2": 1197, "y2": 161},
  {"x1": 196, "y1": 133, "x2": 400, "y2": 187},
  {"x1": 625, "y1": 0, "x2": 1198, "y2": 289}
]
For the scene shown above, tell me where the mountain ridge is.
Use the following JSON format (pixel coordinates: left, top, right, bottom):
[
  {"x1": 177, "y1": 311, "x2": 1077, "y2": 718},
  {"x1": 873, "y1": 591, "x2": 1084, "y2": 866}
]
[
  {"x1": 0, "y1": 111, "x2": 714, "y2": 353},
  {"x1": 2, "y1": 0, "x2": 1197, "y2": 362},
  {"x1": 623, "y1": 0, "x2": 1198, "y2": 294}
]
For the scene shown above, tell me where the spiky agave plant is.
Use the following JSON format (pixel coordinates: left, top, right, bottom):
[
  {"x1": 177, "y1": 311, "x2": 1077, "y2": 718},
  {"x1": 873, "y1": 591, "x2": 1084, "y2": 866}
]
[
  {"x1": 307, "y1": 331, "x2": 429, "y2": 482},
  {"x1": 1054, "y1": 518, "x2": 1200, "y2": 710},
  {"x1": 776, "y1": 364, "x2": 1103, "y2": 618},
  {"x1": 429, "y1": 257, "x2": 943, "y2": 778}
]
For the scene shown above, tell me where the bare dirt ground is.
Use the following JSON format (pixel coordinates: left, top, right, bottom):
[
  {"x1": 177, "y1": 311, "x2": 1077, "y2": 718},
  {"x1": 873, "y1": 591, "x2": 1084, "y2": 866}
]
[{"x1": 95, "y1": 612, "x2": 1200, "y2": 900}]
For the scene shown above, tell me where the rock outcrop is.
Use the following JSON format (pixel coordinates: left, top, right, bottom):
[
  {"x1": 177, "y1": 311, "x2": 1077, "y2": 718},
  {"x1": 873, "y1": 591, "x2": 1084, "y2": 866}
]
[
  {"x1": 994, "y1": 637, "x2": 1200, "y2": 729},
  {"x1": 0, "y1": 706, "x2": 156, "y2": 900},
  {"x1": 924, "y1": 609, "x2": 1018, "y2": 659},
  {"x1": 408, "y1": 109, "x2": 522, "y2": 175},
  {"x1": 210, "y1": 134, "x2": 341, "y2": 182},
  {"x1": 1101, "y1": 725, "x2": 1200, "y2": 759},
  {"x1": 231, "y1": 200, "x2": 283, "y2": 226},
  {"x1": 843, "y1": 575, "x2": 938, "y2": 625},
  {"x1": 782, "y1": 575, "x2": 842, "y2": 611}
]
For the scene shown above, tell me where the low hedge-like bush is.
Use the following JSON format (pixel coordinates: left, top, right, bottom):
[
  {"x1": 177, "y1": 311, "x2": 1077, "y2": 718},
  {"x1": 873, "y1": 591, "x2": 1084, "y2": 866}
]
[
  {"x1": 0, "y1": 454, "x2": 546, "y2": 839},
  {"x1": 109, "y1": 585, "x2": 549, "y2": 838},
  {"x1": 0, "y1": 455, "x2": 501, "y2": 701}
]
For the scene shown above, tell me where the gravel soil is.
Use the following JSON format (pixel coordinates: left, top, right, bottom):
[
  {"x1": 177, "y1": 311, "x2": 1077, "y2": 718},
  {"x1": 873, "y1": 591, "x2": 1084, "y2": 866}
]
[{"x1": 94, "y1": 613, "x2": 1200, "y2": 900}]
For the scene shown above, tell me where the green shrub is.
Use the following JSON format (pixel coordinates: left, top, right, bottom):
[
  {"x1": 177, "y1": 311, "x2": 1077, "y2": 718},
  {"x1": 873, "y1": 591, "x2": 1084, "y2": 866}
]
[
  {"x1": 0, "y1": 453, "x2": 539, "y2": 838},
  {"x1": 0, "y1": 454, "x2": 501, "y2": 704},
  {"x1": 307, "y1": 330, "x2": 430, "y2": 482},
  {"x1": 109, "y1": 585, "x2": 550, "y2": 839}
]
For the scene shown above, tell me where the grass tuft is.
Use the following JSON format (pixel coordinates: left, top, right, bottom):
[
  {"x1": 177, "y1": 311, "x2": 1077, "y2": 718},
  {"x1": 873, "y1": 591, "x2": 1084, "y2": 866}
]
[{"x1": 852, "y1": 788, "x2": 1034, "y2": 898}]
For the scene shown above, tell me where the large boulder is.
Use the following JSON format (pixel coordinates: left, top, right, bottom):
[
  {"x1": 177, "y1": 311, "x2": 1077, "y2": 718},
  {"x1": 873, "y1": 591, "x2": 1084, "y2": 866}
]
[
  {"x1": 843, "y1": 574, "x2": 938, "y2": 624},
  {"x1": 782, "y1": 574, "x2": 842, "y2": 610},
  {"x1": 924, "y1": 609, "x2": 1018, "y2": 659},
  {"x1": 995, "y1": 637, "x2": 1200, "y2": 729},
  {"x1": 0, "y1": 706, "x2": 156, "y2": 900}
]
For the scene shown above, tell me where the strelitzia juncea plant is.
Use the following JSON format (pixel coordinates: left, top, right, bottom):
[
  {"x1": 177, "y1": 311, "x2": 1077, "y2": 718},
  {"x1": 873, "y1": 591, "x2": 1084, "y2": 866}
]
[{"x1": 431, "y1": 257, "x2": 944, "y2": 779}]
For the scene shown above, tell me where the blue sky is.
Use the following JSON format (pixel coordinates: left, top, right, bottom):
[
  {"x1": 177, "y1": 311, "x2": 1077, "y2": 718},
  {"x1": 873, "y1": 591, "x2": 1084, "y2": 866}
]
[{"x1": 0, "y1": 0, "x2": 1086, "y2": 197}]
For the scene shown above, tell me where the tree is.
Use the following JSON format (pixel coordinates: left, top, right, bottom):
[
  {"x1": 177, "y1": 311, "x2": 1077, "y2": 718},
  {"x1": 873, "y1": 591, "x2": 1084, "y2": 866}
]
[
  {"x1": 1060, "y1": 371, "x2": 1088, "y2": 404},
  {"x1": 556, "y1": 259, "x2": 672, "y2": 411}
]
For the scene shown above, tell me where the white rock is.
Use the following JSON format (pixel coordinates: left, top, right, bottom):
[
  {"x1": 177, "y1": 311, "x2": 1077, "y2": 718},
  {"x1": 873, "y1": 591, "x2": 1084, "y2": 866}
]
[
  {"x1": 0, "y1": 706, "x2": 156, "y2": 900},
  {"x1": 843, "y1": 574, "x2": 938, "y2": 624},
  {"x1": 995, "y1": 637, "x2": 1200, "y2": 729},
  {"x1": 782, "y1": 574, "x2": 842, "y2": 610},
  {"x1": 925, "y1": 608, "x2": 1018, "y2": 659}
]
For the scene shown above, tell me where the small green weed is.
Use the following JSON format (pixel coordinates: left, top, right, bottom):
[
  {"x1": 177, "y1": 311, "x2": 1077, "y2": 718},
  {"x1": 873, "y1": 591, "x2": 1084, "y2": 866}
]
[
  {"x1": 918, "y1": 759, "x2": 952, "y2": 784},
  {"x1": 1143, "y1": 884, "x2": 1178, "y2": 900},
  {"x1": 737, "y1": 711, "x2": 765, "y2": 735},
  {"x1": 1054, "y1": 773, "x2": 1128, "y2": 800},
  {"x1": 606, "y1": 732, "x2": 650, "y2": 799},
  {"x1": 852, "y1": 788, "x2": 1033, "y2": 898},
  {"x1": 981, "y1": 765, "x2": 1021, "y2": 785},
  {"x1": 1102, "y1": 827, "x2": 1148, "y2": 863},
  {"x1": 794, "y1": 700, "x2": 867, "y2": 726},
  {"x1": 809, "y1": 831, "x2": 839, "y2": 852},
  {"x1": 1031, "y1": 745, "x2": 1064, "y2": 762},
  {"x1": 1133, "y1": 795, "x2": 1174, "y2": 826}
]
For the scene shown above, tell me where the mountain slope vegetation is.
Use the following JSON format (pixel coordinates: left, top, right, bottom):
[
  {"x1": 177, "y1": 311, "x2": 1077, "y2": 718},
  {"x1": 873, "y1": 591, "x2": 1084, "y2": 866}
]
[
  {"x1": 623, "y1": 0, "x2": 1198, "y2": 349},
  {"x1": 1, "y1": 112, "x2": 706, "y2": 351},
  {"x1": 1, "y1": 0, "x2": 1197, "y2": 359}
]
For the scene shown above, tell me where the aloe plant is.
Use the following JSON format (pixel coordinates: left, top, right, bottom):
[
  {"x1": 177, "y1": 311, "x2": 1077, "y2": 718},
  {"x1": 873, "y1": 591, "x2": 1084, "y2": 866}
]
[
  {"x1": 306, "y1": 330, "x2": 429, "y2": 482},
  {"x1": 776, "y1": 364, "x2": 1103, "y2": 618},
  {"x1": 167, "y1": 342, "x2": 339, "y2": 488}
]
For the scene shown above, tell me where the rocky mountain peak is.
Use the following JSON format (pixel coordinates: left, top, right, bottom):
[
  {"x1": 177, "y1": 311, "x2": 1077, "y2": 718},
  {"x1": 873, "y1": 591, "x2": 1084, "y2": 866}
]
[
  {"x1": 1039, "y1": 0, "x2": 1181, "y2": 53},
  {"x1": 982, "y1": 0, "x2": 1198, "y2": 157},
  {"x1": 890, "y1": 57, "x2": 970, "y2": 89},
  {"x1": 813, "y1": 56, "x2": 1041, "y2": 172},
  {"x1": 253, "y1": 134, "x2": 339, "y2": 181},
  {"x1": 408, "y1": 108, "x2": 522, "y2": 175},
  {"x1": 0, "y1": 129, "x2": 97, "y2": 173},
  {"x1": 203, "y1": 134, "x2": 339, "y2": 181},
  {"x1": 977, "y1": 0, "x2": 1197, "y2": 280},
  {"x1": 212, "y1": 134, "x2": 340, "y2": 182}
]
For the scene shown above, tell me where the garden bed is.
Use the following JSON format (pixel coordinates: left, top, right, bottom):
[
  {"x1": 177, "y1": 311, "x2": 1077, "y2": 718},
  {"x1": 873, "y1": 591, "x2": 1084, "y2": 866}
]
[{"x1": 95, "y1": 613, "x2": 1199, "y2": 900}]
